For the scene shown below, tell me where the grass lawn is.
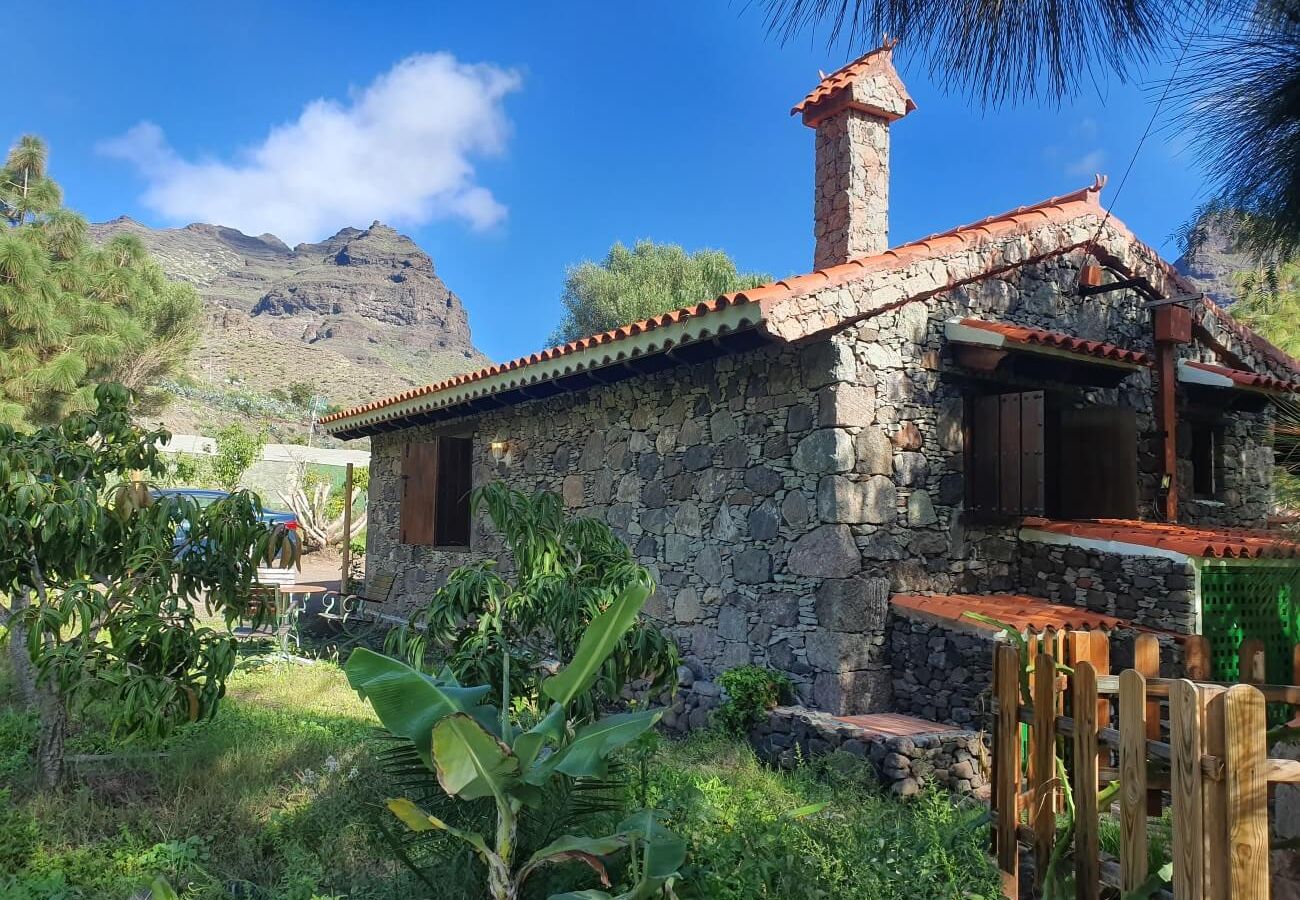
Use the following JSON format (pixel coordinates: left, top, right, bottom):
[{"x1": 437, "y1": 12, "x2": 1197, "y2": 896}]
[{"x1": 0, "y1": 654, "x2": 999, "y2": 899}]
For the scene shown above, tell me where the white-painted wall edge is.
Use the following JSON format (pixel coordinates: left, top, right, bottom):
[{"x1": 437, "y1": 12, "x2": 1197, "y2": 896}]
[{"x1": 159, "y1": 434, "x2": 370, "y2": 468}]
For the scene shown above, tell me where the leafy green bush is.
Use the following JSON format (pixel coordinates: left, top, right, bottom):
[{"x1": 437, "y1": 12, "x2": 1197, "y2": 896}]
[
  {"x1": 644, "y1": 733, "x2": 1000, "y2": 900},
  {"x1": 715, "y1": 666, "x2": 793, "y2": 735},
  {"x1": 387, "y1": 482, "x2": 679, "y2": 721}
]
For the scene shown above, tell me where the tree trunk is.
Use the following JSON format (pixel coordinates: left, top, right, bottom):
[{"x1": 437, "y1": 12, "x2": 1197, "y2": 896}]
[
  {"x1": 7, "y1": 590, "x2": 38, "y2": 706},
  {"x1": 36, "y1": 679, "x2": 66, "y2": 788}
]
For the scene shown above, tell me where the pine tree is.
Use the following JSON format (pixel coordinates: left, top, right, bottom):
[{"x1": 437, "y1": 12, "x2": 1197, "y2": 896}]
[{"x1": 0, "y1": 135, "x2": 201, "y2": 427}]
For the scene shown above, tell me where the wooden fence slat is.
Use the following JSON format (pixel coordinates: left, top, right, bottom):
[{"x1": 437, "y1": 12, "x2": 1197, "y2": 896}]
[
  {"x1": 1171, "y1": 680, "x2": 1206, "y2": 900},
  {"x1": 1032, "y1": 652, "x2": 1056, "y2": 889},
  {"x1": 1072, "y1": 660, "x2": 1100, "y2": 900},
  {"x1": 1133, "y1": 633, "x2": 1162, "y2": 816},
  {"x1": 1223, "y1": 685, "x2": 1269, "y2": 899},
  {"x1": 1119, "y1": 670, "x2": 1148, "y2": 893},
  {"x1": 1240, "y1": 639, "x2": 1266, "y2": 685},
  {"x1": 1186, "y1": 635, "x2": 1213, "y2": 681},
  {"x1": 1202, "y1": 687, "x2": 1229, "y2": 900},
  {"x1": 994, "y1": 642, "x2": 1020, "y2": 899}
]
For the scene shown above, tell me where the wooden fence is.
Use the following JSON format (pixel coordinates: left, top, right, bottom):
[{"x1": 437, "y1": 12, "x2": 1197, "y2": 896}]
[{"x1": 992, "y1": 630, "x2": 1300, "y2": 899}]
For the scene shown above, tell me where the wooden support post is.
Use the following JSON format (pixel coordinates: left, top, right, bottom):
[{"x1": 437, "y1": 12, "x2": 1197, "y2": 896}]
[
  {"x1": 1073, "y1": 660, "x2": 1100, "y2": 900},
  {"x1": 1156, "y1": 339, "x2": 1179, "y2": 521},
  {"x1": 1119, "y1": 670, "x2": 1148, "y2": 894},
  {"x1": 340, "y1": 462, "x2": 354, "y2": 592},
  {"x1": 1032, "y1": 652, "x2": 1056, "y2": 890},
  {"x1": 1239, "y1": 638, "x2": 1266, "y2": 685},
  {"x1": 1202, "y1": 687, "x2": 1229, "y2": 900},
  {"x1": 1186, "y1": 635, "x2": 1213, "y2": 681},
  {"x1": 1171, "y1": 680, "x2": 1206, "y2": 900},
  {"x1": 994, "y1": 642, "x2": 1021, "y2": 899},
  {"x1": 1222, "y1": 685, "x2": 1268, "y2": 899},
  {"x1": 1133, "y1": 633, "x2": 1163, "y2": 816}
]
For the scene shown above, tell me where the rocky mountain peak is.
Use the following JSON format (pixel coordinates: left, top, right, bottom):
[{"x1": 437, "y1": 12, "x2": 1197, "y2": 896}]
[
  {"x1": 87, "y1": 216, "x2": 487, "y2": 412},
  {"x1": 1173, "y1": 217, "x2": 1260, "y2": 306}
]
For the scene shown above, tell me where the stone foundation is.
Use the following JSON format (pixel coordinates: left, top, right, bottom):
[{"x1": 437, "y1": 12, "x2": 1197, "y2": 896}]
[
  {"x1": 1017, "y1": 541, "x2": 1199, "y2": 633},
  {"x1": 749, "y1": 706, "x2": 990, "y2": 799},
  {"x1": 888, "y1": 612, "x2": 995, "y2": 728}
]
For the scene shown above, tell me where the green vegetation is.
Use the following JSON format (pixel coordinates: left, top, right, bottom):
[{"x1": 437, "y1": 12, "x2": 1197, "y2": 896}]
[
  {"x1": 715, "y1": 666, "x2": 793, "y2": 736},
  {"x1": 0, "y1": 135, "x2": 202, "y2": 427},
  {"x1": 550, "y1": 241, "x2": 769, "y2": 344},
  {"x1": 0, "y1": 385, "x2": 285, "y2": 786},
  {"x1": 207, "y1": 423, "x2": 266, "y2": 491},
  {"x1": 646, "y1": 732, "x2": 998, "y2": 899},
  {"x1": 350, "y1": 582, "x2": 684, "y2": 900},
  {"x1": 0, "y1": 659, "x2": 999, "y2": 899},
  {"x1": 387, "y1": 484, "x2": 679, "y2": 721}
]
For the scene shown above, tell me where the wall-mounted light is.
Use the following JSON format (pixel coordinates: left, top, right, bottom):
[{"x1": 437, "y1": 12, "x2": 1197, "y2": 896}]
[{"x1": 489, "y1": 440, "x2": 510, "y2": 463}]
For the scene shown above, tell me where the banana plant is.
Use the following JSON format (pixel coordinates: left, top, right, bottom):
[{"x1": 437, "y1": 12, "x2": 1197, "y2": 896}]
[{"x1": 346, "y1": 582, "x2": 684, "y2": 900}]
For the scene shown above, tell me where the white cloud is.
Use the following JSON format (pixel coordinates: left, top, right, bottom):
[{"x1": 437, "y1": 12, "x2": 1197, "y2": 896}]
[{"x1": 100, "y1": 53, "x2": 521, "y2": 243}]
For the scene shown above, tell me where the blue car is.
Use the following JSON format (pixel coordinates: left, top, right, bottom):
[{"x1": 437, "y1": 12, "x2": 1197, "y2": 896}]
[{"x1": 152, "y1": 488, "x2": 300, "y2": 556}]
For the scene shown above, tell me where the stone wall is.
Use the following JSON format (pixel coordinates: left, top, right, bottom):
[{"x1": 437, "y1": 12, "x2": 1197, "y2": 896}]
[
  {"x1": 1016, "y1": 541, "x2": 1199, "y2": 633},
  {"x1": 361, "y1": 248, "x2": 1278, "y2": 724},
  {"x1": 749, "y1": 706, "x2": 990, "y2": 799},
  {"x1": 1177, "y1": 406, "x2": 1275, "y2": 529},
  {"x1": 365, "y1": 339, "x2": 895, "y2": 717},
  {"x1": 888, "y1": 612, "x2": 995, "y2": 728}
]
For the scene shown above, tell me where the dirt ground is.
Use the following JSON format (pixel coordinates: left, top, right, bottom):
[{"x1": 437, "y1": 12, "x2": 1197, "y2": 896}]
[{"x1": 295, "y1": 548, "x2": 346, "y2": 593}]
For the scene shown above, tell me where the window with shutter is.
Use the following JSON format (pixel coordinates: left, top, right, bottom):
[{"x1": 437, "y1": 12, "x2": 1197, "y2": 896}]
[
  {"x1": 399, "y1": 436, "x2": 473, "y2": 547},
  {"x1": 967, "y1": 390, "x2": 1046, "y2": 517}
]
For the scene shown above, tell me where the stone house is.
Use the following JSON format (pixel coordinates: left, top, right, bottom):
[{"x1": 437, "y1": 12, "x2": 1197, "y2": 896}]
[{"x1": 322, "y1": 44, "x2": 1300, "y2": 740}]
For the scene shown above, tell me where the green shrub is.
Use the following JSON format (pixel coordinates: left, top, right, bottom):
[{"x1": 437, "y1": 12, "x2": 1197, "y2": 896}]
[
  {"x1": 0, "y1": 706, "x2": 35, "y2": 782},
  {"x1": 715, "y1": 666, "x2": 793, "y2": 735},
  {"x1": 0, "y1": 790, "x2": 39, "y2": 874},
  {"x1": 645, "y1": 733, "x2": 1000, "y2": 900}
]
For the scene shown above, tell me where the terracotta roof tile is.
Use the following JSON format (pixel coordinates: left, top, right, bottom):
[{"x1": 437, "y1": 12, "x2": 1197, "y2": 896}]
[
  {"x1": 1198, "y1": 296, "x2": 1300, "y2": 376},
  {"x1": 791, "y1": 43, "x2": 916, "y2": 121},
  {"x1": 321, "y1": 183, "x2": 1111, "y2": 430},
  {"x1": 1182, "y1": 360, "x2": 1300, "y2": 394},
  {"x1": 891, "y1": 593, "x2": 1158, "y2": 634},
  {"x1": 1021, "y1": 517, "x2": 1300, "y2": 560},
  {"x1": 953, "y1": 317, "x2": 1152, "y2": 366}
]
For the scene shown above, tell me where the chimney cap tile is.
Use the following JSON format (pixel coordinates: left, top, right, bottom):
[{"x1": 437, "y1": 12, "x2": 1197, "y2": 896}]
[{"x1": 793, "y1": 41, "x2": 916, "y2": 125}]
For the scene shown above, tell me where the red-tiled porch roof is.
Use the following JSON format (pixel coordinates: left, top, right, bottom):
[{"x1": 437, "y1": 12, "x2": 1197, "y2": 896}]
[
  {"x1": 892, "y1": 592, "x2": 1143, "y2": 634},
  {"x1": 1021, "y1": 517, "x2": 1300, "y2": 560},
  {"x1": 1180, "y1": 360, "x2": 1300, "y2": 394},
  {"x1": 949, "y1": 317, "x2": 1152, "y2": 367}
]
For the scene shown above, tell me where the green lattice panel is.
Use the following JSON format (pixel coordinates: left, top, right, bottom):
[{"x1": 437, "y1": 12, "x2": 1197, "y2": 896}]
[{"x1": 1200, "y1": 564, "x2": 1300, "y2": 687}]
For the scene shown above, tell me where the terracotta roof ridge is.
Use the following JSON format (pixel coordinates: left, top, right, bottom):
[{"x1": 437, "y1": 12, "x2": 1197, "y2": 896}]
[{"x1": 911, "y1": 175, "x2": 1106, "y2": 246}]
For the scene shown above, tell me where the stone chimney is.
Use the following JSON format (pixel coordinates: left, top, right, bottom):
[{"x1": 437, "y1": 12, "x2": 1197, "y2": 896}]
[{"x1": 793, "y1": 41, "x2": 915, "y2": 269}]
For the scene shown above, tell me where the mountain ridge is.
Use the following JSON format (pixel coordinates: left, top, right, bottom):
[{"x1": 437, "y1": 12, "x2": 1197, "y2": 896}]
[{"x1": 89, "y1": 216, "x2": 489, "y2": 440}]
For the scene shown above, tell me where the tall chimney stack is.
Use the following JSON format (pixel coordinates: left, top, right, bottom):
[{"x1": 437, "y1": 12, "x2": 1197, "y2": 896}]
[{"x1": 793, "y1": 41, "x2": 915, "y2": 269}]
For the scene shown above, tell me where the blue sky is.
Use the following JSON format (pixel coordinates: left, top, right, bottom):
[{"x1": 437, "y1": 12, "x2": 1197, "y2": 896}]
[{"x1": 9, "y1": 2, "x2": 1206, "y2": 363}]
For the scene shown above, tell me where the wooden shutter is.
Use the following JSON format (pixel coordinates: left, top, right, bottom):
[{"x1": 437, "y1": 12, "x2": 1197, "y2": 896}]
[
  {"x1": 1056, "y1": 406, "x2": 1138, "y2": 519},
  {"x1": 969, "y1": 391, "x2": 1045, "y2": 517},
  {"x1": 400, "y1": 441, "x2": 438, "y2": 545},
  {"x1": 434, "y1": 436, "x2": 472, "y2": 546}
]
